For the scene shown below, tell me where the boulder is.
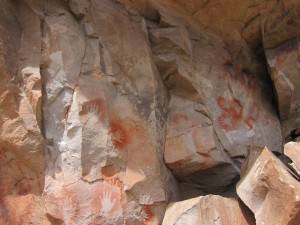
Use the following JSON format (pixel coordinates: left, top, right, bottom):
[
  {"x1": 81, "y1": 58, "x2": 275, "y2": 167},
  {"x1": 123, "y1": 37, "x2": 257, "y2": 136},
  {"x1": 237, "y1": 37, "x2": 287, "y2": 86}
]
[
  {"x1": 237, "y1": 146, "x2": 300, "y2": 225},
  {"x1": 162, "y1": 195, "x2": 255, "y2": 225},
  {"x1": 284, "y1": 142, "x2": 300, "y2": 173}
]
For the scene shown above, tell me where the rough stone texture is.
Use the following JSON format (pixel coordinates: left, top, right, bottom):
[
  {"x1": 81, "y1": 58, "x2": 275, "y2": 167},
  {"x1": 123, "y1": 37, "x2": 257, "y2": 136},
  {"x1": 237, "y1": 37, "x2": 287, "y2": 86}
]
[
  {"x1": 0, "y1": 0, "x2": 46, "y2": 224},
  {"x1": 148, "y1": 4, "x2": 282, "y2": 193},
  {"x1": 0, "y1": 195, "x2": 49, "y2": 225},
  {"x1": 237, "y1": 146, "x2": 300, "y2": 225},
  {"x1": 162, "y1": 195, "x2": 255, "y2": 225},
  {"x1": 284, "y1": 142, "x2": 300, "y2": 173},
  {"x1": 41, "y1": 0, "x2": 180, "y2": 224},
  {"x1": 1, "y1": 0, "x2": 299, "y2": 224},
  {"x1": 262, "y1": 0, "x2": 300, "y2": 140}
]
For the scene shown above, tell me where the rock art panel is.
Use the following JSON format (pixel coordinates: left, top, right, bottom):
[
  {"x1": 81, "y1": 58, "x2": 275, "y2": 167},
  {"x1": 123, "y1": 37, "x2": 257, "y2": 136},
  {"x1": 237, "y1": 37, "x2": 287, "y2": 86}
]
[
  {"x1": 41, "y1": 1, "x2": 179, "y2": 224},
  {"x1": 2, "y1": 0, "x2": 300, "y2": 224},
  {"x1": 150, "y1": 15, "x2": 282, "y2": 193}
]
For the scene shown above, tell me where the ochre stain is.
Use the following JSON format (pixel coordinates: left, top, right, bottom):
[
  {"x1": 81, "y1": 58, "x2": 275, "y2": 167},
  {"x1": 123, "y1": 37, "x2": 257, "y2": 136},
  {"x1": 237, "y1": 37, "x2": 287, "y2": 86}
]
[
  {"x1": 172, "y1": 114, "x2": 190, "y2": 124},
  {"x1": 110, "y1": 122, "x2": 129, "y2": 149},
  {"x1": 217, "y1": 97, "x2": 244, "y2": 130},
  {"x1": 80, "y1": 98, "x2": 107, "y2": 125},
  {"x1": 218, "y1": 113, "x2": 233, "y2": 130},
  {"x1": 141, "y1": 206, "x2": 154, "y2": 224},
  {"x1": 109, "y1": 118, "x2": 144, "y2": 150},
  {"x1": 63, "y1": 188, "x2": 81, "y2": 222},
  {"x1": 217, "y1": 97, "x2": 231, "y2": 112},
  {"x1": 222, "y1": 63, "x2": 256, "y2": 91},
  {"x1": 91, "y1": 175, "x2": 127, "y2": 219},
  {"x1": 244, "y1": 116, "x2": 255, "y2": 130}
]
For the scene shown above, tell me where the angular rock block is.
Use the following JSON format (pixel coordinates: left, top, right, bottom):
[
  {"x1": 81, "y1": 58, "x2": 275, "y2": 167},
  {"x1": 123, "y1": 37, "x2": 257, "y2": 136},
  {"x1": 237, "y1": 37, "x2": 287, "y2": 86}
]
[
  {"x1": 284, "y1": 142, "x2": 300, "y2": 173},
  {"x1": 162, "y1": 195, "x2": 255, "y2": 225},
  {"x1": 237, "y1": 146, "x2": 300, "y2": 225}
]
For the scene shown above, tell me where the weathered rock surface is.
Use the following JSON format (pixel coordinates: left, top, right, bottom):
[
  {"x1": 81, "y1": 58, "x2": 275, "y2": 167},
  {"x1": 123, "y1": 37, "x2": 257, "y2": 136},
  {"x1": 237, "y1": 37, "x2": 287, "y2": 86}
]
[
  {"x1": 148, "y1": 3, "x2": 282, "y2": 193},
  {"x1": 1, "y1": 0, "x2": 299, "y2": 224},
  {"x1": 0, "y1": 195, "x2": 49, "y2": 225},
  {"x1": 162, "y1": 195, "x2": 255, "y2": 225},
  {"x1": 262, "y1": 1, "x2": 300, "y2": 140},
  {"x1": 237, "y1": 146, "x2": 300, "y2": 225},
  {"x1": 284, "y1": 142, "x2": 300, "y2": 173},
  {"x1": 0, "y1": 0, "x2": 46, "y2": 223},
  {"x1": 41, "y1": 0, "x2": 179, "y2": 224}
]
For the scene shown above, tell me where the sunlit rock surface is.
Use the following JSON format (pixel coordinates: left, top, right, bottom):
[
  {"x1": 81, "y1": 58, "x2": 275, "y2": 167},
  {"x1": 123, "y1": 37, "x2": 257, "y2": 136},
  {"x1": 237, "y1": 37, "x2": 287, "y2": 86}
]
[
  {"x1": 284, "y1": 142, "x2": 300, "y2": 174},
  {"x1": 237, "y1": 146, "x2": 300, "y2": 225},
  {"x1": 162, "y1": 195, "x2": 255, "y2": 225},
  {"x1": 0, "y1": 0, "x2": 299, "y2": 224}
]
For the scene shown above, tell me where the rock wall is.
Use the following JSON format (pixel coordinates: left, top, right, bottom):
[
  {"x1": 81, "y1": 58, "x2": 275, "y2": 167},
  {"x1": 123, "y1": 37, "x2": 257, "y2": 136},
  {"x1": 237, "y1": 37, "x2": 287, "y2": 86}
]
[{"x1": 0, "y1": 0, "x2": 299, "y2": 224}]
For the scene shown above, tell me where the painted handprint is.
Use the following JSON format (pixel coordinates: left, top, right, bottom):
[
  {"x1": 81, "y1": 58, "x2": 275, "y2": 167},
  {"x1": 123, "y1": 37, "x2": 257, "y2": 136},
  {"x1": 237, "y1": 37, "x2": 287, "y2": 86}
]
[
  {"x1": 217, "y1": 96, "x2": 256, "y2": 130},
  {"x1": 217, "y1": 96, "x2": 243, "y2": 130},
  {"x1": 109, "y1": 118, "x2": 144, "y2": 149},
  {"x1": 110, "y1": 122, "x2": 127, "y2": 149},
  {"x1": 218, "y1": 113, "x2": 233, "y2": 130},
  {"x1": 100, "y1": 190, "x2": 116, "y2": 213},
  {"x1": 140, "y1": 206, "x2": 154, "y2": 224},
  {"x1": 223, "y1": 62, "x2": 256, "y2": 91},
  {"x1": 79, "y1": 98, "x2": 106, "y2": 125}
]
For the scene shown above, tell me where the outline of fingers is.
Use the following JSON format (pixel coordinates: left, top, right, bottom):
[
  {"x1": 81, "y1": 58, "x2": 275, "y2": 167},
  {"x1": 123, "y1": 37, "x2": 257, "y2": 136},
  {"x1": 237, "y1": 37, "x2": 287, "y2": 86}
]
[{"x1": 100, "y1": 190, "x2": 116, "y2": 213}]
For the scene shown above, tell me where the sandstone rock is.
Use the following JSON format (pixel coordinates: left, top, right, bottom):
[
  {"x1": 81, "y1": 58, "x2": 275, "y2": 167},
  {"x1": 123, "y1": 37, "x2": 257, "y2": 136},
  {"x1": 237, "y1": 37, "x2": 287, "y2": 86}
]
[
  {"x1": 0, "y1": 195, "x2": 49, "y2": 225},
  {"x1": 42, "y1": 0, "x2": 179, "y2": 224},
  {"x1": 263, "y1": 1, "x2": 300, "y2": 49},
  {"x1": 149, "y1": 5, "x2": 282, "y2": 193},
  {"x1": 162, "y1": 195, "x2": 255, "y2": 225},
  {"x1": 1, "y1": 0, "x2": 299, "y2": 224},
  {"x1": 264, "y1": 36, "x2": 300, "y2": 140},
  {"x1": 284, "y1": 142, "x2": 300, "y2": 173},
  {"x1": 237, "y1": 146, "x2": 300, "y2": 225},
  {"x1": 0, "y1": 0, "x2": 45, "y2": 200},
  {"x1": 263, "y1": 1, "x2": 300, "y2": 140}
]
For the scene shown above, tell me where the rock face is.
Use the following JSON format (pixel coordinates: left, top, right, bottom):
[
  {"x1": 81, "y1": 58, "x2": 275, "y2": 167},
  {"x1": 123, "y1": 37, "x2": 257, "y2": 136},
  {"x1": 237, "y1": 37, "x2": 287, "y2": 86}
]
[
  {"x1": 284, "y1": 142, "x2": 300, "y2": 173},
  {"x1": 0, "y1": 0, "x2": 299, "y2": 224},
  {"x1": 148, "y1": 2, "x2": 282, "y2": 194},
  {"x1": 0, "y1": 195, "x2": 49, "y2": 225},
  {"x1": 0, "y1": 1, "x2": 46, "y2": 224},
  {"x1": 41, "y1": 0, "x2": 179, "y2": 224},
  {"x1": 262, "y1": 1, "x2": 300, "y2": 140},
  {"x1": 162, "y1": 195, "x2": 255, "y2": 225},
  {"x1": 237, "y1": 146, "x2": 300, "y2": 225}
]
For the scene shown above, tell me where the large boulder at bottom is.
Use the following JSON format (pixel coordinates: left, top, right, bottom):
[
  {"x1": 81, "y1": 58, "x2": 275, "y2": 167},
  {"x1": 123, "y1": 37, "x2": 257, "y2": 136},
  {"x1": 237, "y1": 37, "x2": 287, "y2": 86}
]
[
  {"x1": 162, "y1": 195, "x2": 255, "y2": 225},
  {"x1": 237, "y1": 146, "x2": 300, "y2": 225}
]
